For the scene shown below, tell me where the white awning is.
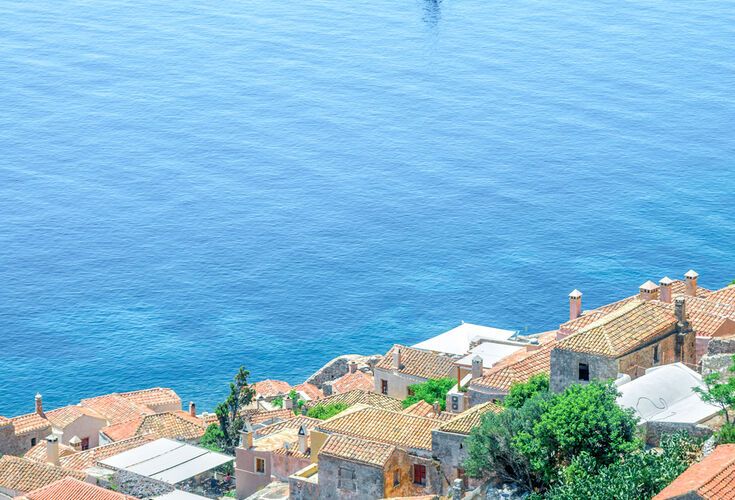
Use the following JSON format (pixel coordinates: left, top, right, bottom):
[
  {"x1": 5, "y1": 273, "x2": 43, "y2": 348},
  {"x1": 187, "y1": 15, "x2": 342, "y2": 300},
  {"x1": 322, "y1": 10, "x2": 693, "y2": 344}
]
[
  {"x1": 99, "y1": 438, "x2": 233, "y2": 485},
  {"x1": 413, "y1": 322, "x2": 516, "y2": 355}
]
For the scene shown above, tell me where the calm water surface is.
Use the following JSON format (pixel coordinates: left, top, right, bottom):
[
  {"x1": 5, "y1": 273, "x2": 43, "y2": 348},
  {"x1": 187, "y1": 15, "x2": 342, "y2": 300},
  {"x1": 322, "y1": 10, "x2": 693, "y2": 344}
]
[{"x1": 1, "y1": 0, "x2": 734, "y2": 415}]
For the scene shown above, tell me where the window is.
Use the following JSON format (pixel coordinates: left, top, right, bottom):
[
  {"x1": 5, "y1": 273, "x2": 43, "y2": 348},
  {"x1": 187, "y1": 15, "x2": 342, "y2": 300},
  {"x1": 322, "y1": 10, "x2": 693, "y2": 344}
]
[
  {"x1": 578, "y1": 363, "x2": 590, "y2": 381},
  {"x1": 81, "y1": 437, "x2": 90, "y2": 451},
  {"x1": 413, "y1": 464, "x2": 427, "y2": 486},
  {"x1": 255, "y1": 457, "x2": 266, "y2": 474},
  {"x1": 338, "y1": 466, "x2": 356, "y2": 490},
  {"x1": 653, "y1": 345, "x2": 660, "y2": 364},
  {"x1": 30, "y1": 437, "x2": 36, "y2": 447},
  {"x1": 393, "y1": 469, "x2": 400, "y2": 487},
  {"x1": 381, "y1": 379, "x2": 388, "y2": 395}
]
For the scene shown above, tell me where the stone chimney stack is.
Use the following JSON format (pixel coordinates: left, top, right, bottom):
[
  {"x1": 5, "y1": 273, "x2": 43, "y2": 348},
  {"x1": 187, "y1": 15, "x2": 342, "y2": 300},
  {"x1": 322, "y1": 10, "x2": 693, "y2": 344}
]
[
  {"x1": 392, "y1": 347, "x2": 401, "y2": 370},
  {"x1": 675, "y1": 296, "x2": 691, "y2": 332},
  {"x1": 284, "y1": 396, "x2": 294, "y2": 411},
  {"x1": 35, "y1": 393, "x2": 43, "y2": 415},
  {"x1": 471, "y1": 355, "x2": 483, "y2": 380},
  {"x1": 432, "y1": 401, "x2": 441, "y2": 416},
  {"x1": 639, "y1": 281, "x2": 659, "y2": 301},
  {"x1": 349, "y1": 361, "x2": 358, "y2": 374},
  {"x1": 189, "y1": 402, "x2": 196, "y2": 418},
  {"x1": 46, "y1": 435, "x2": 59, "y2": 466},
  {"x1": 569, "y1": 290, "x2": 582, "y2": 321},
  {"x1": 241, "y1": 421, "x2": 254, "y2": 449},
  {"x1": 685, "y1": 270, "x2": 699, "y2": 297},
  {"x1": 298, "y1": 424, "x2": 308, "y2": 455},
  {"x1": 69, "y1": 436, "x2": 82, "y2": 452},
  {"x1": 659, "y1": 277, "x2": 673, "y2": 303}
]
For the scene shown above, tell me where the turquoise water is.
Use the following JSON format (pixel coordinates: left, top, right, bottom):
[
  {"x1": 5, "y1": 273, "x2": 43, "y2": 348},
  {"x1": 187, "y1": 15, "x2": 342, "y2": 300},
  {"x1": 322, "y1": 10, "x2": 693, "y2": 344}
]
[{"x1": 1, "y1": 0, "x2": 734, "y2": 416}]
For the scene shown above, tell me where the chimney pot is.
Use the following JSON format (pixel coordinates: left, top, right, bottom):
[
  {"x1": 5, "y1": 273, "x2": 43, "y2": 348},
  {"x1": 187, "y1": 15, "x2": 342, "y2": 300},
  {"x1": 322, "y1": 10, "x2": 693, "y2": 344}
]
[
  {"x1": 240, "y1": 421, "x2": 254, "y2": 449},
  {"x1": 639, "y1": 281, "x2": 659, "y2": 301},
  {"x1": 659, "y1": 277, "x2": 673, "y2": 303},
  {"x1": 69, "y1": 436, "x2": 82, "y2": 452},
  {"x1": 685, "y1": 270, "x2": 699, "y2": 297},
  {"x1": 349, "y1": 361, "x2": 357, "y2": 374},
  {"x1": 35, "y1": 393, "x2": 43, "y2": 415},
  {"x1": 189, "y1": 402, "x2": 196, "y2": 418},
  {"x1": 471, "y1": 355, "x2": 483, "y2": 380},
  {"x1": 298, "y1": 425, "x2": 308, "y2": 454},
  {"x1": 46, "y1": 434, "x2": 59, "y2": 466},
  {"x1": 675, "y1": 296, "x2": 691, "y2": 332},
  {"x1": 392, "y1": 347, "x2": 401, "y2": 370},
  {"x1": 284, "y1": 396, "x2": 294, "y2": 410},
  {"x1": 569, "y1": 290, "x2": 582, "y2": 321},
  {"x1": 432, "y1": 401, "x2": 441, "y2": 416}
]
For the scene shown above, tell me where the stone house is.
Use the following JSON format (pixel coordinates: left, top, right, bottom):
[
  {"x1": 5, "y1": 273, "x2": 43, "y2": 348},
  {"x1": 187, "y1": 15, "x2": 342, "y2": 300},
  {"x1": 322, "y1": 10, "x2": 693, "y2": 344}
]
[
  {"x1": 235, "y1": 416, "x2": 320, "y2": 499},
  {"x1": 550, "y1": 297, "x2": 695, "y2": 393},
  {"x1": 373, "y1": 345, "x2": 455, "y2": 400},
  {"x1": 322, "y1": 362, "x2": 374, "y2": 396},
  {"x1": 431, "y1": 401, "x2": 502, "y2": 493}
]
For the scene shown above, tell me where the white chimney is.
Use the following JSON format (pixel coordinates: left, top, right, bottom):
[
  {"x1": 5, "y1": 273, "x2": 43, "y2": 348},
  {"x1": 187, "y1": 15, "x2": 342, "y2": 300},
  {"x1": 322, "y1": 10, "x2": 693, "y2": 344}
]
[
  {"x1": 392, "y1": 347, "x2": 401, "y2": 370},
  {"x1": 685, "y1": 270, "x2": 699, "y2": 297},
  {"x1": 240, "y1": 421, "x2": 254, "y2": 449},
  {"x1": 639, "y1": 281, "x2": 659, "y2": 301},
  {"x1": 69, "y1": 435, "x2": 81, "y2": 452},
  {"x1": 471, "y1": 355, "x2": 483, "y2": 380},
  {"x1": 569, "y1": 290, "x2": 582, "y2": 321},
  {"x1": 298, "y1": 424, "x2": 308, "y2": 455},
  {"x1": 659, "y1": 277, "x2": 673, "y2": 303},
  {"x1": 189, "y1": 402, "x2": 196, "y2": 418},
  {"x1": 46, "y1": 435, "x2": 59, "y2": 466}
]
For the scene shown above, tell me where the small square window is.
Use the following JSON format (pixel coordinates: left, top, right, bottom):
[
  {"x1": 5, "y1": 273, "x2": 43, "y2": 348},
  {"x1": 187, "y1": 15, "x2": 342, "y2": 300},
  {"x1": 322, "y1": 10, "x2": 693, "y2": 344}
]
[
  {"x1": 578, "y1": 363, "x2": 590, "y2": 381},
  {"x1": 255, "y1": 457, "x2": 266, "y2": 474},
  {"x1": 30, "y1": 437, "x2": 36, "y2": 447}
]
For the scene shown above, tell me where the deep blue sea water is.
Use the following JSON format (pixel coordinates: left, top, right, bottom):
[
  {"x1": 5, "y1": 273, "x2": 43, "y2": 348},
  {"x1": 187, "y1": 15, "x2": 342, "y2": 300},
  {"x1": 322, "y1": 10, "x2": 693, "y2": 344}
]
[{"x1": 1, "y1": 0, "x2": 734, "y2": 416}]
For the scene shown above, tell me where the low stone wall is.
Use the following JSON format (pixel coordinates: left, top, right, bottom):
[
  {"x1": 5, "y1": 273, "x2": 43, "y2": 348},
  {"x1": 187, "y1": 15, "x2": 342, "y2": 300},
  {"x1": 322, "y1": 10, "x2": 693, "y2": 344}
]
[
  {"x1": 644, "y1": 421, "x2": 713, "y2": 447},
  {"x1": 305, "y1": 354, "x2": 381, "y2": 389},
  {"x1": 707, "y1": 338, "x2": 735, "y2": 355},
  {"x1": 702, "y1": 353, "x2": 735, "y2": 378},
  {"x1": 110, "y1": 469, "x2": 175, "y2": 498}
]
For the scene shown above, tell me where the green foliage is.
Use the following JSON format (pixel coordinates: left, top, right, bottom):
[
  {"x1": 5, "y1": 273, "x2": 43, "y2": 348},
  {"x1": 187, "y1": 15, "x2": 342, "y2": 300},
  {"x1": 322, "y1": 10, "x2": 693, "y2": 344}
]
[
  {"x1": 200, "y1": 423, "x2": 225, "y2": 452},
  {"x1": 272, "y1": 396, "x2": 284, "y2": 408},
  {"x1": 717, "y1": 422, "x2": 735, "y2": 444},
  {"x1": 224, "y1": 491, "x2": 237, "y2": 498},
  {"x1": 693, "y1": 355, "x2": 735, "y2": 424},
  {"x1": 288, "y1": 389, "x2": 305, "y2": 415},
  {"x1": 306, "y1": 402, "x2": 349, "y2": 420},
  {"x1": 214, "y1": 366, "x2": 255, "y2": 454},
  {"x1": 402, "y1": 378, "x2": 456, "y2": 410},
  {"x1": 543, "y1": 432, "x2": 701, "y2": 499},
  {"x1": 513, "y1": 382, "x2": 640, "y2": 485},
  {"x1": 505, "y1": 374, "x2": 550, "y2": 409}
]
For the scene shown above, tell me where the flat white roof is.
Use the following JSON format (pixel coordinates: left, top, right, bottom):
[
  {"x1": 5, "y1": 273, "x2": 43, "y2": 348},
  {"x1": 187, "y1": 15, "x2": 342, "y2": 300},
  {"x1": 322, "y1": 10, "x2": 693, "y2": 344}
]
[
  {"x1": 456, "y1": 341, "x2": 525, "y2": 368},
  {"x1": 413, "y1": 322, "x2": 516, "y2": 356},
  {"x1": 99, "y1": 438, "x2": 233, "y2": 485},
  {"x1": 154, "y1": 491, "x2": 211, "y2": 500},
  {"x1": 617, "y1": 363, "x2": 720, "y2": 425}
]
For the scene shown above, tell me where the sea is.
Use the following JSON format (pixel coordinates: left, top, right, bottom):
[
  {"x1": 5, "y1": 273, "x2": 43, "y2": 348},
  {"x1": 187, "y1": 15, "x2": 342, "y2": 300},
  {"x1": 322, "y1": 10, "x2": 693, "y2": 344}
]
[{"x1": 1, "y1": 0, "x2": 734, "y2": 416}]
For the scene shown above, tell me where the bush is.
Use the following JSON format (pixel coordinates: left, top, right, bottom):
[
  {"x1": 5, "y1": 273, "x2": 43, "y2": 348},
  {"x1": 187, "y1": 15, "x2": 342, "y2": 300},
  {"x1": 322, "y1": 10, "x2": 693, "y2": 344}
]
[
  {"x1": 717, "y1": 422, "x2": 735, "y2": 444},
  {"x1": 402, "y1": 378, "x2": 456, "y2": 410},
  {"x1": 306, "y1": 402, "x2": 349, "y2": 420},
  {"x1": 505, "y1": 374, "x2": 549, "y2": 409}
]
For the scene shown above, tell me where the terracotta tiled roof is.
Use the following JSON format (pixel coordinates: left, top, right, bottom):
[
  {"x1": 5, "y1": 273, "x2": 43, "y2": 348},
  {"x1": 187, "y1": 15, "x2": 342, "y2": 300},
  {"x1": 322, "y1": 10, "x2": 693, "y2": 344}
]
[
  {"x1": 254, "y1": 416, "x2": 320, "y2": 438},
  {"x1": 60, "y1": 435, "x2": 154, "y2": 471},
  {"x1": 302, "y1": 390, "x2": 402, "y2": 412},
  {"x1": 201, "y1": 413, "x2": 219, "y2": 426},
  {"x1": 706, "y1": 285, "x2": 735, "y2": 307},
  {"x1": 375, "y1": 345, "x2": 455, "y2": 380},
  {"x1": 80, "y1": 394, "x2": 153, "y2": 425},
  {"x1": 678, "y1": 296, "x2": 735, "y2": 338},
  {"x1": 0, "y1": 456, "x2": 85, "y2": 494},
  {"x1": 319, "y1": 434, "x2": 396, "y2": 467},
  {"x1": 10, "y1": 413, "x2": 51, "y2": 435},
  {"x1": 19, "y1": 477, "x2": 138, "y2": 500},
  {"x1": 401, "y1": 401, "x2": 453, "y2": 421},
  {"x1": 100, "y1": 412, "x2": 206, "y2": 442},
  {"x1": 653, "y1": 444, "x2": 735, "y2": 500},
  {"x1": 470, "y1": 340, "x2": 557, "y2": 393},
  {"x1": 117, "y1": 388, "x2": 181, "y2": 411},
  {"x1": 316, "y1": 407, "x2": 442, "y2": 451},
  {"x1": 292, "y1": 383, "x2": 323, "y2": 401},
  {"x1": 557, "y1": 300, "x2": 677, "y2": 358},
  {"x1": 0, "y1": 416, "x2": 11, "y2": 427},
  {"x1": 23, "y1": 442, "x2": 76, "y2": 464},
  {"x1": 44, "y1": 406, "x2": 105, "y2": 428},
  {"x1": 329, "y1": 371, "x2": 374, "y2": 394},
  {"x1": 253, "y1": 380, "x2": 292, "y2": 398},
  {"x1": 248, "y1": 409, "x2": 295, "y2": 425},
  {"x1": 438, "y1": 401, "x2": 502, "y2": 435}
]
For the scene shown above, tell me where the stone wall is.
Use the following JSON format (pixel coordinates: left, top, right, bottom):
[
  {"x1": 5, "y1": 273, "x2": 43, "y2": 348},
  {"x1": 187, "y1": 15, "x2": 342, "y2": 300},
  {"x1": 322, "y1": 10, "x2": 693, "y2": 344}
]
[
  {"x1": 644, "y1": 421, "x2": 713, "y2": 447},
  {"x1": 110, "y1": 469, "x2": 175, "y2": 498},
  {"x1": 305, "y1": 354, "x2": 380, "y2": 390},
  {"x1": 289, "y1": 474, "x2": 319, "y2": 500},
  {"x1": 707, "y1": 338, "x2": 735, "y2": 356},
  {"x1": 0, "y1": 424, "x2": 52, "y2": 457},
  {"x1": 384, "y1": 450, "x2": 442, "y2": 497},
  {"x1": 550, "y1": 349, "x2": 617, "y2": 393},
  {"x1": 702, "y1": 353, "x2": 735, "y2": 378},
  {"x1": 431, "y1": 430, "x2": 472, "y2": 494},
  {"x1": 317, "y1": 454, "x2": 386, "y2": 500}
]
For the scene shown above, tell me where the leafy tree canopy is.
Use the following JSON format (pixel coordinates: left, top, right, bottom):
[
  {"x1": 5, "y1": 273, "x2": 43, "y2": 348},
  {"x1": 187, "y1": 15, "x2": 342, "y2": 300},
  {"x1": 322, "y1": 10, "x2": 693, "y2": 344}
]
[
  {"x1": 402, "y1": 378, "x2": 456, "y2": 410},
  {"x1": 214, "y1": 366, "x2": 255, "y2": 455},
  {"x1": 505, "y1": 374, "x2": 550, "y2": 409},
  {"x1": 693, "y1": 354, "x2": 735, "y2": 425},
  {"x1": 306, "y1": 402, "x2": 349, "y2": 420}
]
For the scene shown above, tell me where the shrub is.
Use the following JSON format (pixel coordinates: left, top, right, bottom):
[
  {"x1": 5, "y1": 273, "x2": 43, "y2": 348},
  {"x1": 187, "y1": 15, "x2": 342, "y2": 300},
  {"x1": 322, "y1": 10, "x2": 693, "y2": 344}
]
[
  {"x1": 402, "y1": 378, "x2": 456, "y2": 410},
  {"x1": 306, "y1": 402, "x2": 349, "y2": 420}
]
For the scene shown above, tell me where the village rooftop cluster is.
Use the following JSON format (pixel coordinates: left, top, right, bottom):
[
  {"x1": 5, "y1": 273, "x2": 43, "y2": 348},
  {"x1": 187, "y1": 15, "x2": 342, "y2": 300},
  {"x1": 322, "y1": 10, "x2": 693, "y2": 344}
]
[{"x1": 2, "y1": 270, "x2": 735, "y2": 499}]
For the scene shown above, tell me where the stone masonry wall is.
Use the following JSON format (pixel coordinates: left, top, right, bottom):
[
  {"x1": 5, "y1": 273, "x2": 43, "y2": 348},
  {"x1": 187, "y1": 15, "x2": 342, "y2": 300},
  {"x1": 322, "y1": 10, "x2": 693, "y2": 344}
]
[
  {"x1": 317, "y1": 454, "x2": 385, "y2": 500},
  {"x1": 707, "y1": 338, "x2": 735, "y2": 356},
  {"x1": 644, "y1": 422, "x2": 713, "y2": 447},
  {"x1": 550, "y1": 349, "x2": 617, "y2": 393},
  {"x1": 305, "y1": 354, "x2": 380, "y2": 390}
]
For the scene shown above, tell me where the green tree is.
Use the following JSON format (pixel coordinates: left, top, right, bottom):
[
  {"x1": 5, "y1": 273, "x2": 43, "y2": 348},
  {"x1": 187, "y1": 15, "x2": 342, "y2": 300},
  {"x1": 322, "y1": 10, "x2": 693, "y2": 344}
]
[
  {"x1": 693, "y1": 355, "x2": 735, "y2": 425},
  {"x1": 504, "y1": 374, "x2": 550, "y2": 409},
  {"x1": 200, "y1": 423, "x2": 225, "y2": 452},
  {"x1": 402, "y1": 378, "x2": 456, "y2": 410},
  {"x1": 288, "y1": 389, "x2": 305, "y2": 415},
  {"x1": 271, "y1": 396, "x2": 284, "y2": 408},
  {"x1": 214, "y1": 366, "x2": 256, "y2": 454},
  {"x1": 513, "y1": 381, "x2": 639, "y2": 485},
  {"x1": 306, "y1": 402, "x2": 349, "y2": 420}
]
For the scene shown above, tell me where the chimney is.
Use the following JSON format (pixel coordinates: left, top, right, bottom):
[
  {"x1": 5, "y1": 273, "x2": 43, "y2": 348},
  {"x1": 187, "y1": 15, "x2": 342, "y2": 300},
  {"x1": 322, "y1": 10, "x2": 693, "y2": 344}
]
[
  {"x1": 35, "y1": 393, "x2": 43, "y2": 415},
  {"x1": 392, "y1": 347, "x2": 401, "y2": 370},
  {"x1": 240, "y1": 421, "x2": 254, "y2": 449},
  {"x1": 189, "y1": 402, "x2": 196, "y2": 418},
  {"x1": 46, "y1": 435, "x2": 59, "y2": 466},
  {"x1": 349, "y1": 361, "x2": 357, "y2": 374},
  {"x1": 284, "y1": 396, "x2": 294, "y2": 410},
  {"x1": 298, "y1": 425, "x2": 308, "y2": 455},
  {"x1": 569, "y1": 290, "x2": 582, "y2": 321},
  {"x1": 685, "y1": 270, "x2": 699, "y2": 297},
  {"x1": 432, "y1": 401, "x2": 441, "y2": 416},
  {"x1": 639, "y1": 281, "x2": 659, "y2": 301},
  {"x1": 471, "y1": 355, "x2": 483, "y2": 380},
  {"x1": 659, "y1": 276, "x2": 673, "y2": 303},
  {"x1": 69, "y1": 436, "x2": 82, "y2": 452},
  {"x1": 675, "y1": 296, "x2": 691, "y2": 332},
  {"x1": 256, "y1": 395, "x2": 264, "y2": 410}
]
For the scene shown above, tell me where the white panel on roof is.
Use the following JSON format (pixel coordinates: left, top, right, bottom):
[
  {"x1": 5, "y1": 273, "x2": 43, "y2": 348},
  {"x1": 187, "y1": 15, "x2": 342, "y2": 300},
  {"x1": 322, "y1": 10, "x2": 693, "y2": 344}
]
[
  {"x1": 126, "y1": 444, "x2": 206, "y2": 477},
  {"x1": 100, "y1": 438, "x2": 182, "y2": 469},
  {"x1": 150, "y1": 452, "x2": 234, "y2": 484}
]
